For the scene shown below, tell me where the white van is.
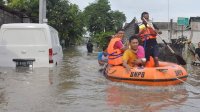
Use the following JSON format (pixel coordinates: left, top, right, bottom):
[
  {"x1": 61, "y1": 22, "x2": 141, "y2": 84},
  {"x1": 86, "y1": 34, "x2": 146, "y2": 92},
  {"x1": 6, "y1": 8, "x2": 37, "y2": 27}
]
[{"x1": 0, "y1": 23, "x2": 63, "y2": 67}]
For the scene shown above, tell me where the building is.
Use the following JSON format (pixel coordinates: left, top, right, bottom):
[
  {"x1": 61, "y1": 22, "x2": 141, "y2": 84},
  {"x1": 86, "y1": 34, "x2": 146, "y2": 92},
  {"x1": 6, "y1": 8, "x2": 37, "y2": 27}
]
[
  {"x1": 123, "y1": 17, "x2": 200, "y2": 45},
  {"x1": 123, "y1": 17, "x2": 200, "y2": 63},
  {"x1": 0, "y1": 4, "x2": 31, "y2": 26}
]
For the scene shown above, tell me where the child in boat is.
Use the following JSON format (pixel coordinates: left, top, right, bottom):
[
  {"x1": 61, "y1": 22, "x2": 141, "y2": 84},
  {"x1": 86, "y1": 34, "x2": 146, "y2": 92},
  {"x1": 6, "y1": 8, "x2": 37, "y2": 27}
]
[
  {"x1": 137, "y1": 45, "x2": 146, "y2": 63},
  {"x1": 98, "y1": 46, "x2": 108, "y2": 66}
]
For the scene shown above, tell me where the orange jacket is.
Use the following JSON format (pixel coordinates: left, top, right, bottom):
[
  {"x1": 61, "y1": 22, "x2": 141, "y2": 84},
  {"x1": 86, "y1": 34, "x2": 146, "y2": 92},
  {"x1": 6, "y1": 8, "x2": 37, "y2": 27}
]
[
  {"x1": 107, "y1": 37, "x2": 123, "y2": 65},
  {"x1": 138, "y1": 23, "x2": 157, "y2": 41}
]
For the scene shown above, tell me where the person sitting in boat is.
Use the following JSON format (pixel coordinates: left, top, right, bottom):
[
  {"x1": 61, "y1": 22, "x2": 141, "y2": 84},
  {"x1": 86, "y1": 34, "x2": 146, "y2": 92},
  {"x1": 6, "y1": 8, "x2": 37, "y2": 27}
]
[
  {"x1": 195, "y1": 42, "x2": 200, "y2": 61},
  {"x1": 107, "y1": 29, "x2": 128, "y2": 66},
  {"x1": 98, "y1": 46, "x2": 108, "y2": 66},
  {"x1": 122, "y1": 35, "x2": 146, "y2": 72}
]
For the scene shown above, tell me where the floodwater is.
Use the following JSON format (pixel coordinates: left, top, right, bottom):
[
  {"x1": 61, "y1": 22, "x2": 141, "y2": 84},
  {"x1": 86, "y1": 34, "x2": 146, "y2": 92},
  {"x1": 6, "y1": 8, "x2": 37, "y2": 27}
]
[{"x1": 0, "y1": 46, "x2": 200, "y2": 112}]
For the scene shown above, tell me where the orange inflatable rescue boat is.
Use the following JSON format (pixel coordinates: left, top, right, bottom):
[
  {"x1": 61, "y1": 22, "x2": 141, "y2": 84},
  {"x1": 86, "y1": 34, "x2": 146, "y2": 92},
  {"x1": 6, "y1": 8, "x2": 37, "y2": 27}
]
[{"x1": 104, "y1": 61, "x2": 188, "y2": 86}]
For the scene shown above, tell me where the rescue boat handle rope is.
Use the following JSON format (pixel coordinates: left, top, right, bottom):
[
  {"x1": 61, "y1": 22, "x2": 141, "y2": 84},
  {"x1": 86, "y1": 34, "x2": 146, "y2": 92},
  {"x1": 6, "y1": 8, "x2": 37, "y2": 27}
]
[{"x1": 175, "y1": 75, "x2": 200, "y2": 93}]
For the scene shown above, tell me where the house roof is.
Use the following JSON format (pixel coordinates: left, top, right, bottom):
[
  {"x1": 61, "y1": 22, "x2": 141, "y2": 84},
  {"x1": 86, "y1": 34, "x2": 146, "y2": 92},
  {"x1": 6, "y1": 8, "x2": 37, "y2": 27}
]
[
  {"x1": 123, "y1": 19, "x2": 136, "y2": 30},
  {"x1": 124, "y1": 17, "x2": 200, "y2": 31},
  {"x1": 153, "y1": 22, "x2": 169, "y2": 29},
  {"x1": 189, "y1": 17, "x2": 200, "y2": 22},
  {"x1": 0, "y1": 4, "x2": 24, "y2": 17}
]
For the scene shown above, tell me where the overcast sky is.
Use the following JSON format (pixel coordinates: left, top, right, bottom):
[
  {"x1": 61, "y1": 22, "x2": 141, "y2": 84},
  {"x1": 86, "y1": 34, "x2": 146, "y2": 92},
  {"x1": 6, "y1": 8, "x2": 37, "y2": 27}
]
[{"x1": 69, "y1": 0, "x2": 200, "y2": 23}]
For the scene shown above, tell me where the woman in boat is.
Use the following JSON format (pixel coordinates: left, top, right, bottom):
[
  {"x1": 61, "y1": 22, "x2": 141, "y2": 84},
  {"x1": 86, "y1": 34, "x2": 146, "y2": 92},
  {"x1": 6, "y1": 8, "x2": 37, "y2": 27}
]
[
  {"x1": 107, "y1": 29, "x2": 127, "y2": 66},
  {"x1": 122, "y1": 35, "x2": 146, "y2": 72}
]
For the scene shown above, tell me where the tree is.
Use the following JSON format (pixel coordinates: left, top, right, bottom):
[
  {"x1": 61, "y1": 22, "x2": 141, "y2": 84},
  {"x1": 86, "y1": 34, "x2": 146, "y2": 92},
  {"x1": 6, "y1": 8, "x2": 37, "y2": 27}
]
[
  {"x1": 8, "y1": 0, "x2": 86, "y2": 46},
  {"x1": 94, "y1": 31, "x2": 114, "y2": 48},
  {"x1": 83, "y1": 0, "x2": 126, "y2": 47},
  {"x1": 47, "y1": 1, "x2": 85, "y2": 46},
  {"x1": 84, "y1": 0, "x2": 126, "y2": 34},
  {"x1": 0, "y1": 0, "x2": 5, "y2": 5},
  {"x1": 110, "y1": 10, "x2": 126, "y2": 31},
  {"x1": 7, "y1": 0, "x2": 39, "y2": 22},
  {"x1": 84, "y1": 0, "x2": 111, "y2": 34}
]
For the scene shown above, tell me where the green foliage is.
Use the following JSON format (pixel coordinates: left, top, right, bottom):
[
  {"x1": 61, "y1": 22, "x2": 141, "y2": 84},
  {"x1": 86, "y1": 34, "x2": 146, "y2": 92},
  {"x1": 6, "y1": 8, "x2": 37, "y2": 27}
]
[
  {"x1": 7, "y1": 0, "x2": 39, "y2": 22},
  {"x1": 0, "y1": 0, "x2": 5, "y2": 5},
  {"x1": 94, "y1": 31, "x2": 114, "y2": 48},
  {"x1": 83, "y1": 0, "x2": 126, "y2": 47},
  {"x1": 6, "y1": 0, "x2": 127, "y2": 47},
  {"x1": 7, "y1": 0, "x2": 85, "y2": 46},
  {"x1": 47, "y1": 0, "x2": 70, "y2": 38},
  {"x1": 84, "y1": 0, "x2": 112, "y2": 34},
  {"x1": 47, "y1": 1, "x2": 85, "y2": 46},
  {"x1": 110, "y1": 10, "x2": 126, "y2": 31}
]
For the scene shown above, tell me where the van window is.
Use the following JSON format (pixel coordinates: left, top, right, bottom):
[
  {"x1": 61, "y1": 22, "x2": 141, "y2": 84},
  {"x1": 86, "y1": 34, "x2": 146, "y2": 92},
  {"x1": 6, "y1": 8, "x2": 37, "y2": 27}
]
[
  {"x1": 2, "y1": 29, "x2": 47, "y2": 45},
  {"x1": 50, "y1": 29, "x2": 60, "y2": 46},
  {"x1": 50, "y1": 30, "x2": 55, "y2": 46},
  {"x1": 55, "y1": 33, "x2": 60, "y2": 45}
]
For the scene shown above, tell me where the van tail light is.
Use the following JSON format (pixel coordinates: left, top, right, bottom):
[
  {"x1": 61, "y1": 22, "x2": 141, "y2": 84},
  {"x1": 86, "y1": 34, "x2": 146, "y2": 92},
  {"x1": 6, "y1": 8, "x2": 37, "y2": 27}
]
[{"x1": 49, "y1": 48, "x2": 53, "y2": 63}]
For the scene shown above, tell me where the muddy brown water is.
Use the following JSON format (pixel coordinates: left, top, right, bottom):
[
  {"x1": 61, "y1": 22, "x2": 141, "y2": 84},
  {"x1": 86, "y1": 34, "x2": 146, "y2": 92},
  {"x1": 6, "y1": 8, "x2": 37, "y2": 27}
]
[{"x1": 0, "y1": 46, "x2": 200, "y2": 112}]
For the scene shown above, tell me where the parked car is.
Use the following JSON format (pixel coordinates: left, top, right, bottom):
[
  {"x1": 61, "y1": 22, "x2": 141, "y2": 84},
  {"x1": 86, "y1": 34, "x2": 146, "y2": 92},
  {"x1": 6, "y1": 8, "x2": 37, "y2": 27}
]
[{"x1": 0, "y1": 23, "x2": 63, "y2": 67}]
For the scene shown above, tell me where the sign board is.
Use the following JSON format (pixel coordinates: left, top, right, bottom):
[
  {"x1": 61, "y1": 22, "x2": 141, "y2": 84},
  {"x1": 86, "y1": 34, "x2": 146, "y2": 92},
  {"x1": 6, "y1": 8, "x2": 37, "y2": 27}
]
[{"x1": 177, "y1": 17, "x2": 189, "y2": 26}]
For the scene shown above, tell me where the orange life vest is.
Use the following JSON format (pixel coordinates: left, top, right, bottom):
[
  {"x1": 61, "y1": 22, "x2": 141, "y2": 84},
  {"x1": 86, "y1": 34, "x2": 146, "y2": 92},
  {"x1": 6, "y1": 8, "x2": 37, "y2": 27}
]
[
  {"x1": 138, "y1": 23, "x2": 157, "y2": 41},
  {"x1": 145, "y1": 56, "x2": 155, "y2": 67},
  {"x1": 107, "y1": 37, "x2": 123, "y2": 65}
]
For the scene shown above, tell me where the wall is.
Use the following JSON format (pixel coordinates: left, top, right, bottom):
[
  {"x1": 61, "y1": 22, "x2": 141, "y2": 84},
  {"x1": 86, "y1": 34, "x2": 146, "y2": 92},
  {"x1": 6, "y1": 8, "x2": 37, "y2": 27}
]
[{"x1": 0, "y1": 5, "x2": 31, "y2": 26}]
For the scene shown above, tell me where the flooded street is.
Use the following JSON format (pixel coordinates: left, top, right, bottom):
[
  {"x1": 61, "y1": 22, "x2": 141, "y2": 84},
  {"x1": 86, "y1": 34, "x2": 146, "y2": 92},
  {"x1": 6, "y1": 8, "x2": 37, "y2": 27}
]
[{"x1": 0, "y1": 46, "x2": 200, "y2": 112}]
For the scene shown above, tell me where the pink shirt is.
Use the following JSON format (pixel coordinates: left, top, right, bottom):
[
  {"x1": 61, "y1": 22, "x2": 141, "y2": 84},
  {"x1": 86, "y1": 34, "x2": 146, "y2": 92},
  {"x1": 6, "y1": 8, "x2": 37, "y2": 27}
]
[
  {"x1": 114, "y1": 41, "x2": 123, "y2": 49},
  {"x1": 137, "y1": 45, "x2": 145, "y2": 58}
]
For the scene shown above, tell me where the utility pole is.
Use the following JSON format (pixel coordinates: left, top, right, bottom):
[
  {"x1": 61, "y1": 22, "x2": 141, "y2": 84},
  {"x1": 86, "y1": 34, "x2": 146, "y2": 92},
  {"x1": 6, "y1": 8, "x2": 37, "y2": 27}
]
[
  {"x1": 169, "y1": 19, "x2": 173, "y2": 41},
  {"x1": 39, "y1": 0, "x2": 47, "y2": 24}
]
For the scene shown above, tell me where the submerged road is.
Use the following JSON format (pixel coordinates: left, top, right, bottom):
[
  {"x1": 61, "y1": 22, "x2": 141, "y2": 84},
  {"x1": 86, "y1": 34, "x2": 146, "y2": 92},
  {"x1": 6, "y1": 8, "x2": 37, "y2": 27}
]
[{"x1": 0, "y1": 45, "x2": 200, "y2": 112}]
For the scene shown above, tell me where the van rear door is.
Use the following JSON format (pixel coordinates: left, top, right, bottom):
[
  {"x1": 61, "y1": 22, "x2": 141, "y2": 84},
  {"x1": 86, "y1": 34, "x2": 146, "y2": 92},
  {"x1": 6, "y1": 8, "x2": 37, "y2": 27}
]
[{"x1": 0, "y1": 28, "x2": 49, "y2": 67}]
